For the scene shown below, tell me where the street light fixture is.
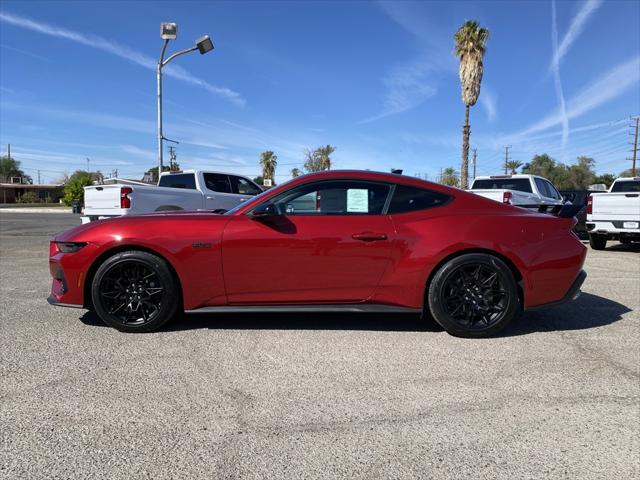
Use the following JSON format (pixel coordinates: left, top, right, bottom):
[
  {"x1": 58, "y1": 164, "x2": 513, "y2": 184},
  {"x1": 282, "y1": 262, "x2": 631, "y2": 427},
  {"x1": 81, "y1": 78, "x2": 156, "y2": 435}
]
[{"x1": 157, "y1": 23, "x2": 214, "y2": 183}]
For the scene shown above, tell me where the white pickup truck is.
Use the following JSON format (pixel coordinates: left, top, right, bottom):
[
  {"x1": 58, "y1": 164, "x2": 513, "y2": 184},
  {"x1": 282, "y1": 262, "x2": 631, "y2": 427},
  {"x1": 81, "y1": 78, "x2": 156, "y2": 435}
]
[
  {"x1": 468, "y1": 174, "x2": 564, "y2": 210},
  {"x1": 81, "y1": 170, "x2": 262, "y2": 224},
  {"x1": 586, "y1": 177, "x2": 640, "y2": 249}
]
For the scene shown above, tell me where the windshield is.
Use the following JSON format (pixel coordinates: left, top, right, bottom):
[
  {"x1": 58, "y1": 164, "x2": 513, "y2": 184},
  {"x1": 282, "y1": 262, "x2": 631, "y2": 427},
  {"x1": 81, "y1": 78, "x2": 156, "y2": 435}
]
[
  {"x1": 610, "y1": 180, "x2": 640, "y2": 192},
  {"x1": 224, "y1": 188, "x2": 271, "y2": 215},
  {"x1": 471, "y1": 178, "x2": 533, "y2": 193}
]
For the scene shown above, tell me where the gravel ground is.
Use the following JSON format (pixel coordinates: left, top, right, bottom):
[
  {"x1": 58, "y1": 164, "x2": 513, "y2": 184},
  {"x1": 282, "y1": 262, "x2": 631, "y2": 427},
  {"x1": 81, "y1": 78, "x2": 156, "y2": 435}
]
[{"x1": 1, "y1": 213, "x2": 638, "y2": 479}]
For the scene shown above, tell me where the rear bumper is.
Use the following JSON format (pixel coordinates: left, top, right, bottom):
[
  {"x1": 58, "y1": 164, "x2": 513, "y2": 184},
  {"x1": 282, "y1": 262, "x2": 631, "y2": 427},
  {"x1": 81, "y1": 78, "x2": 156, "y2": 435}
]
[
  {"x1": 526, "y1": 270, "x2": 586, "y2": 311},
  {"x1": 586, "y1": 220, "x2": 640, "y2": 236}
]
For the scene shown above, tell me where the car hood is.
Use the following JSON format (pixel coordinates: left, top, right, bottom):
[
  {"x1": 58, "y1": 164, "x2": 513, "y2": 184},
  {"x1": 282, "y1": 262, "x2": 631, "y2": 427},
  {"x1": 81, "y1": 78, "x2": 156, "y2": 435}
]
[{"x1": 54, "y1": 211, "x2": 229, "y2": 242}]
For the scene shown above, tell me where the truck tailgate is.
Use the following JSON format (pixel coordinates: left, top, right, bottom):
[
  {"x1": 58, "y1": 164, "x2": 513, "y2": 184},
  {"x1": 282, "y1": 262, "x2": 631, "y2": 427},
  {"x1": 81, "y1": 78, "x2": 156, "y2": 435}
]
[
  {"x1": 84, "y1": 185, "x2": 125, "y2": 214},
  {"x1": 592, "y1": 193, "x2": 640, "y2": 220}
]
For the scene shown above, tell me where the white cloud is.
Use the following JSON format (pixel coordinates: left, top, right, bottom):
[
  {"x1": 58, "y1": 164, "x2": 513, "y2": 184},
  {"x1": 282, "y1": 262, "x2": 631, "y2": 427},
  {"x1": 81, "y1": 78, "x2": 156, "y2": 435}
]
[
  {"x1": 0, "y1": 11, "x2": 245, "y2": 106},
  {"x1": 479, "y1": 88, "x2": 497, "y2": 123},
  {"x1": 510, "y1": 56, "x2": 640, "y2": 140},
  {"x1": 550, "y1": 0, "x2": 603, "y2": 72}
]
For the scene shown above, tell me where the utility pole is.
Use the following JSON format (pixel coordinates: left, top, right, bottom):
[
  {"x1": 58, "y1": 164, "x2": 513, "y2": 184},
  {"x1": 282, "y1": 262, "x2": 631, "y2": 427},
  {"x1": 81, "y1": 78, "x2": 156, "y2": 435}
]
[
  {"x1": 37, "y1": 170, "x2": 41, "y2": 184},
  {"x1": 7, "y1": 143, "x2": 10, "y2": 159},
  {"x1": 504, "y1": 146, "x2": 511, "y2": 174},
  {"x1": 439, "y1": 167, "x2": 443, "y2": 184},
  {"x1": 86, "y1": 157, "x2": 90, "y2": 172},
  {"x1": 472, "y1": 148, "x2": 477, "y2": 180},
  {"x1": 629, "y1": 116, "x2": 639, "y2": 176}
]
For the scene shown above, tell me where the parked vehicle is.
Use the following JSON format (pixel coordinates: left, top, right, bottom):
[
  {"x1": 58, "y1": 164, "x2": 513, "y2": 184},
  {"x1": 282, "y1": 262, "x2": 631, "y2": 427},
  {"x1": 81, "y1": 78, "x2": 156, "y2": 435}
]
[
  {"x1": 469, "y1": 174, "x2": 564, "y2": 211},
  {"x1": 81, "y1": 170, "x2": 262, "y2": 223},
  {"x1": 49, "y1": 170, "x2": 587, "y2": 338},
  {"x1": 586, "y1": 177, "x2": 640, "y2": 249},
  {"x1": 559, "y1": 190, "x2": 590, "y2": 238}
]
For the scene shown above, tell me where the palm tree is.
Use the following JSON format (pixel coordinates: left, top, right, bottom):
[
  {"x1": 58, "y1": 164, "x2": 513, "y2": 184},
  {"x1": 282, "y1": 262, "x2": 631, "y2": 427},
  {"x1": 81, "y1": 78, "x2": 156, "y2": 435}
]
[
  {"x1": 441, "y1": 167, "x2": 459, "y2": 187},
  {"x1": 303, "y1": 145, "x2": 336, "y2": 172},
  {"x1": 454, "y1": 20, "x2": 489, "y2": 189},
  {"x1": 290, "y1": 167, "x2": 301, "y2": 178},
  {"x1": 505, "y1": 160, "x2": 522, "y2": 174},
  {"x1": 259, "y1": 151, "x2": 278, "y2": 185}
]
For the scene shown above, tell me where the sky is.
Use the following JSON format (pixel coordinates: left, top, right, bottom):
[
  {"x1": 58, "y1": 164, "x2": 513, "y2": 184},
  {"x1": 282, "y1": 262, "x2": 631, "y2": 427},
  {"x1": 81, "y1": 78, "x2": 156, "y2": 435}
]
[{"x1": 0, "y1": 0, "x2": 639, "y2": 184}]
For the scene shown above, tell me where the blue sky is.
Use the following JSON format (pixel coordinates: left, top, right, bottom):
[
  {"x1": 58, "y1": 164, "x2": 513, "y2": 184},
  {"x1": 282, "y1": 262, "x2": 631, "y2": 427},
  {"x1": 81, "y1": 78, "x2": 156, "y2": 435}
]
[{"x1": 1, "y1": 0, "x2": 639, "y2": 184}]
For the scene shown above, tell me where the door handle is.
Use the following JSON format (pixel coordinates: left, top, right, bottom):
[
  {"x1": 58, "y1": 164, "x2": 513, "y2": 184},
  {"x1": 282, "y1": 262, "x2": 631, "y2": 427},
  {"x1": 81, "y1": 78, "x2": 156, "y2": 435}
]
[
  {"x1": 206, "y1": 196, "x2": 215, "y2": 200},
  {"x1": 352, "y1": 232, "x2": 387, "y2": 242}
]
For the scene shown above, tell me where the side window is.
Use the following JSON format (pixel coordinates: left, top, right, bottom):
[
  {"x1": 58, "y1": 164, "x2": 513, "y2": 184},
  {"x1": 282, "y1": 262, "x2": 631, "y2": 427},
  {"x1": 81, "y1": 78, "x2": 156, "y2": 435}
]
[
  {"x1": 388, "y1": 185, "x2": 451, "y2": 214},
  {"x1": 535, "y1": 178, "x2": 550, "y2": 198},
  {"x1": 544, "y1": 180, "x2": 561, "y2": 200},
  {"x1": 270, "y1": 180, "x2": 390, "y2": 215},
  {"x1": 158, "y1": 173, "x2": 196, "y2": 189},
  {"x1": 203, "y1": 173, "x2": 232, "y2": 193},
  {"x1": 230, "y1": 176, "x2": 261, "y2": 195}
]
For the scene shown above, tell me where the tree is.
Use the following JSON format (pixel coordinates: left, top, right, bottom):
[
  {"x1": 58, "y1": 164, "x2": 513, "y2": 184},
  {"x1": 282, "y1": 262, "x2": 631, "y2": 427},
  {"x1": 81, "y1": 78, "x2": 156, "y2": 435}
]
[
  {"x1": 253, "y1": 176, "x2": 264, "y2": 186},
  {"x1": 565, "y1": 156, "x2": 595, "y2": 190},
  {"x1": 145, "y1": 164, "x2": 176, "y2": 183},
  {"x1": 259, "y1": 151, "x2": 278, "y2": 184},
  {"x1": 304, "y1": 145, "x2": 336, "y2": 172},
  {"x1": 454, "y1": 20, "x2": 489, "y2": 190},
  {"x1": 290, "y1": 168, "x2": 302, "y2": 178},
  {"x1": 0, "y1": 155, "x2": 31, "y2": 183},
  {"x1": 441, "y1": 167, "x2": 459, "y2": 187},
  {"x1": 18, "y1": 191, "x2": 40, "y2": 203},
  {"x1": 505, "y1": 160, "x2": 522, "y2": 174},
  {"x1": 593, "y1": 173, "x2": 616, "y2": 188},
  {"x1": 619, "y1": 169, "x2": 635, "y2": 177},
  {"x1": 62, "y1": 170, "x2": 100, "y2": 206}
]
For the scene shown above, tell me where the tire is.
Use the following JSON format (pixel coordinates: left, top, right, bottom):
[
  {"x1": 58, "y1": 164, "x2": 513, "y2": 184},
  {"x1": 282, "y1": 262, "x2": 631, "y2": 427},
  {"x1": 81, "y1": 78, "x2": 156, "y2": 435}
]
[
  {"x1": 619, "y1": 237, "x2": 631, "y2": 244},
  {"x1": 91, "y1": 251, "x2": 180, "y2": 332},
  {"x1": 427, "y1": 253, "x2": 519, "y2": 338},
  {"x1": 589, "y1": 233, "x2": 607, "y2": 250}
]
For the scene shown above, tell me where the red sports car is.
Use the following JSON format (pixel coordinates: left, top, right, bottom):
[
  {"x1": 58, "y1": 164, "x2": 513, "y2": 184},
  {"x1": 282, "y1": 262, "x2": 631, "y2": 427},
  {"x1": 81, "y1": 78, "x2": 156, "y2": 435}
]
[{"x1": 49, "y1": 170, "x2": 586, "y2": 337}]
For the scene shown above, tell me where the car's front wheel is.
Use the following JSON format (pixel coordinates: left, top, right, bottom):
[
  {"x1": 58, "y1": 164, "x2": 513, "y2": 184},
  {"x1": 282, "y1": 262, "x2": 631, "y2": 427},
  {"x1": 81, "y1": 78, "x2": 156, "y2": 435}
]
[
  {"x1": 91, "y1": 251, "x2": 179, "y2": 332},
  {"x1": 427, "y1": 253, "x2": 519, "y2": 338}
]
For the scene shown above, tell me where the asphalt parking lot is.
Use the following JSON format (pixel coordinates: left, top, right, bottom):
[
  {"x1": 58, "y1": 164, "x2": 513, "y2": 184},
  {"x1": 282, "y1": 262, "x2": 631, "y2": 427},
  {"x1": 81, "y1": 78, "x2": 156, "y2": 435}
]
[{"x1": 1, "y1": 212, "x2": 638, "y2": 479}]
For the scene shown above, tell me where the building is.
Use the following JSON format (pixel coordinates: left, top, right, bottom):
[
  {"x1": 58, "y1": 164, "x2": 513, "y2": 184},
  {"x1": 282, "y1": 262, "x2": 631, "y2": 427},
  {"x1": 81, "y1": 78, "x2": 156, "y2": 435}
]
[{"x1": 0, "y1": 182, "x2": 65, "y2": 204}]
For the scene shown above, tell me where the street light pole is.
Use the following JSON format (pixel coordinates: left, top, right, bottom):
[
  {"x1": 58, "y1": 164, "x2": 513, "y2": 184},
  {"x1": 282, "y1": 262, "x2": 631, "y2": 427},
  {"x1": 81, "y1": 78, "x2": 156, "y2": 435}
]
[
  {"x1": 156, "y1": 23, "x2": 214, "y2": 184},
  {"x1": 157, "y1": 39, "x2": 169, "y2": 183}
]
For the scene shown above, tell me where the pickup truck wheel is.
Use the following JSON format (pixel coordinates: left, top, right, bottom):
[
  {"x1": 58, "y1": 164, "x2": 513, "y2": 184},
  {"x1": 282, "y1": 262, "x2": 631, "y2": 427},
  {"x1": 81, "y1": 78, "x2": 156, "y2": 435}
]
[
  {"x1": 91, "y1": 251, "x2": 179, "y2": 333},
  {"x1": 427, "y1": 254, "x2": 519, "y2": 338},
  {"x1": 619, "y1": 237, "x2": 631, "y2": 244},
  {"x1": 589, "y1": 233, "x2": 607, "y2": 250}
]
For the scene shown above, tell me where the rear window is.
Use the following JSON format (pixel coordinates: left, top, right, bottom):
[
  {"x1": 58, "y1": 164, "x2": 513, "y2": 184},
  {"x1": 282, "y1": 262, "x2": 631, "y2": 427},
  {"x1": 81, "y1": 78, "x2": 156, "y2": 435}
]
[
  {"x1": 471, "y1": 178, "x2": 533, "y2": 193},
  {"x1": 388, "y1": 185, "x2": 451, "y2": 214},
  {"x1": 610, "y1": 180, "x2": 640, "y2": 192},
  {"x1": 159, "y1": 173, "x2": 196, "y2": 189}
]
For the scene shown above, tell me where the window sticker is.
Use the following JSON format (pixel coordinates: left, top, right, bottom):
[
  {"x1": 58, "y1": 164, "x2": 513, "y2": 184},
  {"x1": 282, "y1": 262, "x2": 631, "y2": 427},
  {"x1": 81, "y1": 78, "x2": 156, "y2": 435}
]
[{"x1": 347, "y1": 189, "x2": 369, "y2": 212}]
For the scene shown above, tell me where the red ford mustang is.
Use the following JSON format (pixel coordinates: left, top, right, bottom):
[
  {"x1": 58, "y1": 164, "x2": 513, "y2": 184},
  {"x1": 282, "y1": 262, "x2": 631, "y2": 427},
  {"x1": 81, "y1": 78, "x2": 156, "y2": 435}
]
[{"x1": 49, "y1": 170, "x2": 586, "y2": 337}]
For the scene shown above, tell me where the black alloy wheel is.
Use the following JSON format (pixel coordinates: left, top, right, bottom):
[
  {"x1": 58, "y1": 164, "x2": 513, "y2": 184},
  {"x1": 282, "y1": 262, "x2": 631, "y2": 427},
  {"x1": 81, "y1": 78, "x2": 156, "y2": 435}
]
[
  {"x1": 428, "y1": 253, "x2": 519, "y2": 338},
  {"x1": 92, "y1": 251, "x2": 179, "y2": 332}
]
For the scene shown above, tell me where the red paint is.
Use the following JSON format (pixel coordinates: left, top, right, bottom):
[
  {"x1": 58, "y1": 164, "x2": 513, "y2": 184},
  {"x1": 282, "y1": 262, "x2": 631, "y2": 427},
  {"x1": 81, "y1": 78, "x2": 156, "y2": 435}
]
[{"x1": 49, "y1": 171, "x2": 586, "y2": 312}]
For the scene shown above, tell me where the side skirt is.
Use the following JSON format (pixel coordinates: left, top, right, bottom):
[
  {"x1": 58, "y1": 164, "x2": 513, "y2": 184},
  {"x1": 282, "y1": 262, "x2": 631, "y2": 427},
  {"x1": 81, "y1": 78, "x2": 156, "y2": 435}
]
[{"x1": 185, "y1": 304, "x2": 422, "y2": 314}]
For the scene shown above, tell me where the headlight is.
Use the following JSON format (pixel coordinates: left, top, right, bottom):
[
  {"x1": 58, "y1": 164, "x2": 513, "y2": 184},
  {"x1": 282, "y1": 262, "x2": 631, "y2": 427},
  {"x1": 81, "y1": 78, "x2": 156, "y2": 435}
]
[{"x1": 55, "y1": 242, "x2": 87, "y2": 253}]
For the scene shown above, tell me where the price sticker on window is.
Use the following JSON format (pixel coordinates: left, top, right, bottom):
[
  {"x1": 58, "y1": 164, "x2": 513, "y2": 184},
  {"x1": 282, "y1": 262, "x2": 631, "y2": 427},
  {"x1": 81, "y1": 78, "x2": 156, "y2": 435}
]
[{"x1": 347, "y1": 189, "x2": 368, "y2": 212}]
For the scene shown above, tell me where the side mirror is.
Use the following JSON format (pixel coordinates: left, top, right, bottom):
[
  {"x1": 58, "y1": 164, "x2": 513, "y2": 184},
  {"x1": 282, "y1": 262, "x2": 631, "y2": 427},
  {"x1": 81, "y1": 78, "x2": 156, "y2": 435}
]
[{"x1": 250, "y1": 203, "x2": 277, "y2": 217}]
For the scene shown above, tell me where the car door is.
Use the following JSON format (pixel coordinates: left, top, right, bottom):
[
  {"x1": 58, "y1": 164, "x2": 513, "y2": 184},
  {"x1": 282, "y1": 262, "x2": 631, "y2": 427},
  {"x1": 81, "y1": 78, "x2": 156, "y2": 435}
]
[
  {"x1": 534, "y1": 178, "x2": 562, "y2": 205},
  {"x1": 221, "y1": 179, "x2": 395, "y2": 304},
  {"x1": 228, "y1": 175, "x2": 262, "y2": 206},
  {"x1": 202, "y1": 173, "x2": 242, "y2": 211}
]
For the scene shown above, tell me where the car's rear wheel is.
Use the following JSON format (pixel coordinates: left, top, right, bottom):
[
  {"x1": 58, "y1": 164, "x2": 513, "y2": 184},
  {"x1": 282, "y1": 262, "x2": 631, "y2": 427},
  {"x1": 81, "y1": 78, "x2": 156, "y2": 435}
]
[
  {"x1": 91, "y1": 251, "x2": 179, "y2": 332},
  {"x1": 619, "y1": 236, "x2": 631, "y2": 244},
  {"x1": 427, "y1": 253, "x2": 519, "y2": 338},
  {"x1": 589, "y1": 233, "x2": 607, "y2": 250}
]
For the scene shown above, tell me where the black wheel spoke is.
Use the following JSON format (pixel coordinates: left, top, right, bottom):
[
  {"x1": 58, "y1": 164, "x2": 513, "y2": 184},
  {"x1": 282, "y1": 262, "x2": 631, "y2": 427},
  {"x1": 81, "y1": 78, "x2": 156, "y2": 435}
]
[
  {"x1": 441, "y1": 262, "x2": 509, "y2": 331},
  {"x1": 97, "y1": 260, "x2": 165, "y2": 326}
]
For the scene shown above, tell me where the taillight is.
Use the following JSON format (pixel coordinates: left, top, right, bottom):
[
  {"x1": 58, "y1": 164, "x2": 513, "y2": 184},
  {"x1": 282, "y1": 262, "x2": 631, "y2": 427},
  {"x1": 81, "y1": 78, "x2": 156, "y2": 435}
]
[
  {"x1": 120, "y1": 187, "x2": 133, "y2": 209},
  {"x1": 502, "y1": 191, "x2": 512, "y2": 204},
  {"x1": 586, "y1": 195, "x2": 593, "y2": 215}
]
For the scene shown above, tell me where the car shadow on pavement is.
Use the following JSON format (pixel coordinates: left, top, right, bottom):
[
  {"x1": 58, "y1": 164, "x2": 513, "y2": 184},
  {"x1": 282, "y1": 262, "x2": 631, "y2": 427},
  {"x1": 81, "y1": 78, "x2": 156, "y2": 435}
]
[
  {"x1": 79, "y1": 292, "x2": 630, "y2": 335},
  {"x1": 503, "y1": 292, "x2": 632, "y2": 337}
]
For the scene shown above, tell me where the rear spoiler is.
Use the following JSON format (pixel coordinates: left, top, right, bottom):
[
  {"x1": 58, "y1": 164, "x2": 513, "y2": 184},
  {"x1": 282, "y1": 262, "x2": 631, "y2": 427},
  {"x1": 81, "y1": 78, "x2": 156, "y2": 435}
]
[{"x1": 552, "y1": 203, "x2": 584, "y2": 219}]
